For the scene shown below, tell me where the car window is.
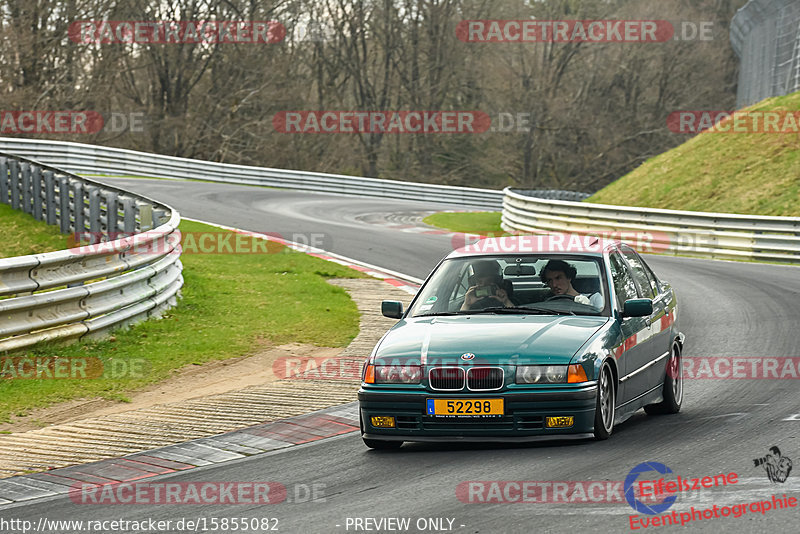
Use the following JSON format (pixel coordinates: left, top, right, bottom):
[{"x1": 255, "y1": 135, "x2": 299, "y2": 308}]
[
  {"x1": 449, "y1": 263, "x2": 471, "y2": 305},
  {"x1": 406, "y1": 255, "x2": 609, "y2": 316},
  {"x1": 620, "y1": 247, "x2": 657, "y2": 299},
  {"x1": 608, "y1": 251, "x2": 639, "y2": 308},
  {"x1": 640, "y1": 258, "x2": 662, "y2": 296}
]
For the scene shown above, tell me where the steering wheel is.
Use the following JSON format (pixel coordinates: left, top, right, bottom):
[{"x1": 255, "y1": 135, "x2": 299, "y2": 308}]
[{"x1": 546, "y1": 294, "x2": 575, "y2": 302}]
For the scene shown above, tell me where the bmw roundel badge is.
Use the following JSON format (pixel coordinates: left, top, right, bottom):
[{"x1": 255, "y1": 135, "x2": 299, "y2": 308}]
[{"x1": 461, "y1": 353, "x2": 475, "y2": 361}]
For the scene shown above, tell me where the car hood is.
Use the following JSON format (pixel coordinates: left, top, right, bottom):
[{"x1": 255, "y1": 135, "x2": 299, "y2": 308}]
[{"x1": 374, "y1": 315, "x2": 610, "y2": 366}]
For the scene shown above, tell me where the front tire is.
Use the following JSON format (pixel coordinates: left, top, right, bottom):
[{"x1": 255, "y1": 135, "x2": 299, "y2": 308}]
[
  {"x1": 593, "y1": 362, "x2": 615, "y2": 440},
  {"x1": 363, "y1": 438, "x2": 403, "y2": 450},
  {"x1": 644, "y1": 343, "x2": 683, "y2": 415}
]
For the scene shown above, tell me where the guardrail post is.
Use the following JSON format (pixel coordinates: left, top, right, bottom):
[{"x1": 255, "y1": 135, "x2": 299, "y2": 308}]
[
  {"x1": 32, "y1": 165, "x2": 43, "y2": 220},
  {"x1": 44, "y1": 171, "x2": 56, "y2": 225},
  {"x1": 9, "y1": 159, "x2": 19, "y2": 209},
  {"x1": 58, "y1": 176, "x2": 71, "y2": 233},
  {"x1": 88, "y1": 186, "x2": 101, "y2": 242},
  {"x1": 73, "y1": 181, "x2": 85, "y2": 233},
  {"x1": 137, "y1": 202, "x2": 153, "y2": 231},
  {"x1": 106, "y1": 191, "x2": 119, "y2": 236},
  {"x1": 122, "y1": 197, "x2": 136, "y2": 234},
  {"x1": 21, "y1": 162, "x2": 31, "y2": 215},
  {"x1": 153, "y1": 209, "x2": 166, "y2": 225},
  {"x1": 0, "y1": 157, "x2": 7, "y2": 204}
]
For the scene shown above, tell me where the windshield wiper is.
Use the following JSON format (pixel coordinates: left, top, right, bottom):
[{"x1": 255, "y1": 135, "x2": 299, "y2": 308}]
[
  {"x1": 415, "y1": 312, "x2": 463, "y2": 317},
  {"x1": 467, "y1": 306, "x2": 575, "y2": 316},
  {"x1": 523, "y1": 306, "x2": 577, "y2": 316}
]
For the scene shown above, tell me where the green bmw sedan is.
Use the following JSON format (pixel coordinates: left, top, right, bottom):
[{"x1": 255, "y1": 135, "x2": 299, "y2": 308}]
[{"x1": 358, "y1": 235, "x2": 684, "y2": 448}]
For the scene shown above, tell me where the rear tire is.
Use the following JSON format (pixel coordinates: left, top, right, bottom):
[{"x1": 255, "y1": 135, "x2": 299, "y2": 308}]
[
  {"x1": 644, "y1": 343, "x2": 683, "y2": 415},
  {"x1": 363, "y1": 438, "x2": 403, "y2": 450},
  {"x1": 593, "y1": 362, "x2": 615, "y2": 440}
]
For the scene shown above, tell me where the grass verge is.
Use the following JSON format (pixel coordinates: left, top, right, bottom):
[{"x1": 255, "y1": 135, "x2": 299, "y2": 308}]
[
  {"x1": 423, "y1": 211, "x2": 505, "y2": 235},
  {"x1": 588, "y1": 91, "x2": 800, "y2": 216},
  {"x1": 0, "y1": 218, "x2": 364, "y2": 423},
  {"x1": 0, "y1": 204, "x2": 70, "y2": 258}
]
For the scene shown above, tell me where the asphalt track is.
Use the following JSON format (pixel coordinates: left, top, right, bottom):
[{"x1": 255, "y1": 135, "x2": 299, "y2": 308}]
[{"x1": 3, "y1": 178, "x2": 800, "y2": 534}]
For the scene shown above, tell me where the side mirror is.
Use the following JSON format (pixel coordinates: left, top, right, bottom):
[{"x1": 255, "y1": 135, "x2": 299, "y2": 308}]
[
  {"x1": 381, "y1": 300, "x2": 404, "y2": 319},
  {"x1": 622, "y1": 299, "x2": 653, "y2": 318}
]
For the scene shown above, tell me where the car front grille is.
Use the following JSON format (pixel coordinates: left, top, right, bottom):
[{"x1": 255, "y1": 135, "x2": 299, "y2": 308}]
[
  {"x1": 428, "y1": 367, "x2": 465, "y2": 390},
  {"x1": 428, "y1": 366, "x2": 505, "y2": 391},
  {"x1": 467, "y1": 367, "x2": 504, "y2": 391}
]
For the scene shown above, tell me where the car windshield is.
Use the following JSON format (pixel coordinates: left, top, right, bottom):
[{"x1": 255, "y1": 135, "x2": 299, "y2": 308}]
[{"x1": 408, "y1": 255, "x2": 609, "y2": 318}]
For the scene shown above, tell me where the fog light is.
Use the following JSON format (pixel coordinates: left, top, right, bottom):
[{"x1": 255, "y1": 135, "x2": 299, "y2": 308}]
[
  {"x1": 370, "y1": 416, "x2": 395, "y2": 428},
  {"x1": 545, "y1": 416, "x2": 574, "y2": 428}
]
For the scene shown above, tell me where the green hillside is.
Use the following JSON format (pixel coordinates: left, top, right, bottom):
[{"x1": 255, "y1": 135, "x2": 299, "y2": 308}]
[{"x1": 588, "y1": 92, "x2": 800, "y2": 216}]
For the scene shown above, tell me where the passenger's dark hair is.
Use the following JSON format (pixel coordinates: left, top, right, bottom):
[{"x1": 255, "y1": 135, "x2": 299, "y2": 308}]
[
  {"x1": 541, "y1": 259, "x2": 577, "y2": 282},
  {"x1": 469, "y1": 260, "x2": 502, "y2": 285}
]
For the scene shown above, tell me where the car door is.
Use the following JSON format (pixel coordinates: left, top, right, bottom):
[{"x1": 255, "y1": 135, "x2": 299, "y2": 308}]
[
  {"x1": 620, "y1": 246, "x2": 673, "y2": 390},
  {"x1": 607, "y1": 249, "x2": 652, "y2": 404}
]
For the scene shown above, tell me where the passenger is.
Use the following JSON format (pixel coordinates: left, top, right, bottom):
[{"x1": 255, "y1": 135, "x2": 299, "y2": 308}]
[
  {"x1": 461, "y1": 260, "x2": 514, "y2": 310},
  {"x1": 541, "y1": 259, "x2": 603, "y2": 310}
]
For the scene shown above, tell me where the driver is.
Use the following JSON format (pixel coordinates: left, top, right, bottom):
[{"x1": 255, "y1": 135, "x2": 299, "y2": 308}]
[
  {"x1": 541, "y1": 259, "x2": 603, "y2": 310},
  {"x1": 460, "y1": 260, "x2": 514, "y2": 310}
]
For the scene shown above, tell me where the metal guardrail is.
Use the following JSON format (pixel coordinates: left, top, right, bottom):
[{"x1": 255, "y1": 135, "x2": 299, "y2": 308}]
[
  {"x1": 0, "y1": 138, "x2": 505, "y2": 209},
  {"x1": 0, "y1": 138, "x2": 587, "y2": 209},
  {"x1": 512, "y1": 189, "x2": 590, "y2": 202},
  {"x1": 0, "y1": 152, "x2": 183, "y2": 353},
  {"x1": 502, "y1": 188, "x2": 800, "y2": 263}
]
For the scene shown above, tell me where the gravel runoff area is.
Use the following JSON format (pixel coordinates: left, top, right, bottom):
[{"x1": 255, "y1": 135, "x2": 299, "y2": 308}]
[{"x1": 0, "y1": 278, "x2": 411, "y2": 479}]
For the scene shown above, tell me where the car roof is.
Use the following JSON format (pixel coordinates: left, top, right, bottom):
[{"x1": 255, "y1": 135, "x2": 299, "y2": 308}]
[{"x1": 447, "y1": 234, "x2": 621, "y2": 259}]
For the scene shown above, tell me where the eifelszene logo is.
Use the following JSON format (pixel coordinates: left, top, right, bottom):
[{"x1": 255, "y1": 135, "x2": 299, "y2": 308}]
[
  {"x1": 754, "y1": 446, "x2": 793, "y2": 483},
  {"x1": 624, "y1": 462, "x2": 677, "y2": 515}
]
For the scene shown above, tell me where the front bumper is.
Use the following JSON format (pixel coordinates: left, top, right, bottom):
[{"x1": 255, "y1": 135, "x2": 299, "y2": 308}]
[{"x1": 358, "y1": 385, "x2": 597, "y2": 441}]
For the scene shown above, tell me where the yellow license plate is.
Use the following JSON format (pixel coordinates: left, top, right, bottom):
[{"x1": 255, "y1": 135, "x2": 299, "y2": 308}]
[
  {"x1": 546, "y1": 416, "x2": 574, "y2": 428},
  {"x1": 426, "y1": 398, "x2": 504, "y2": 416}
]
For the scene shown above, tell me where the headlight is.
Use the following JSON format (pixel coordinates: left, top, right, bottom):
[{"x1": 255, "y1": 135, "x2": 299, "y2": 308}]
[
  {"x1": 374, "y1": 365, "x2": 422, "y2": 384},
  {"x1": 515, "y1": 364, "x2": 589, "y2": 384},
  {"x1": 516, "y1": 365, "x2": 567, "y2": 384}
]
